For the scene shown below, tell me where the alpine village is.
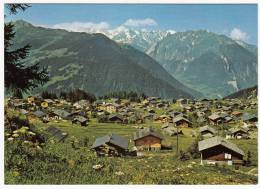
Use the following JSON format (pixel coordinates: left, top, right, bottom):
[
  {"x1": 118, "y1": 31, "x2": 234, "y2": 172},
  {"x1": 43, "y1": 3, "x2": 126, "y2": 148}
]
[{"x1": 4, "y1": 4, "x2": 258, "y2": 184}]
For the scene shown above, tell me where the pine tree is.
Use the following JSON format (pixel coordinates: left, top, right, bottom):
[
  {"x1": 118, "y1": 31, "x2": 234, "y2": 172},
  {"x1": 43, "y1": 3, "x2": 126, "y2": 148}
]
[{"x1": 4, "y1": 4, "x2": 49, "y2": 98}]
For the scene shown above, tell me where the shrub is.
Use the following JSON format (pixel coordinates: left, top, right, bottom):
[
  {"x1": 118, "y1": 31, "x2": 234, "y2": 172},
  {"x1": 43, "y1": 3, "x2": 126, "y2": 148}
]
[
  {"x1": 186, "y1": 135, "x2": 202, "y2": 159},
  {"x1": 178, "y1": 150, "x2": 190, "y2": 161}
]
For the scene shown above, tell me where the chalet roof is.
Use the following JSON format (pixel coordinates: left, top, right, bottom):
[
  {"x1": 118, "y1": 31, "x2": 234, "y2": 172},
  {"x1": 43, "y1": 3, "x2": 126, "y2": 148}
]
[
  {"x1": 169, "y1": 111, "x2": 183, "y2": 118},
  {"x1": 242, "y1": 113, "x2": 257, "y2": 121},
  {"x1": 208, "y1": 113, "x2": 222, "y2": 121},
  {"x1": 173, "y1": 116, "x2": 191, "y2": 124},
  {"x1": 45, "y1": 126, "x2": 68, "y2": 142},
  {"x1": 108, "y1": 114, "x2": 123, "y2": 120},
  {"x1": 161, "y1": 122, "x2": 175, "y2": 129},
  {"x1": 198, "y1": 136, "x2": 244, "y2": 156},
  {"x1": 199, "y1": 125, "x2": 217, "y2": 134},
  {"x1": 73, "y1": 115, "x2": 88, "y2": 123},
  {"x1": 20, "y1": 109, "x2": 28, "y2": 115},
  {"x1": 91, "y1": 134, "x2": 128, "y2": 150},
  {"x1": 133, "y1": 127, "x2": 163, "y2": 141},
  {"x1": 33, "y1": 110, "x2": 46, "y2": 118},
  {"x1": 52, "y1": 109, "x2": 70, "y2": 119},
  {"x1": 231, "y1": 111, "x2": 242, "y2": 115},
  {"x1": 13, "y1": 101, "x2": 25, "y2": 107},
  {"x1": 219, "y1": 112, "x2": 229, "y2": 118},
  {"x1": 228, "y1": 128, "x2": 248, "y2": 134}
]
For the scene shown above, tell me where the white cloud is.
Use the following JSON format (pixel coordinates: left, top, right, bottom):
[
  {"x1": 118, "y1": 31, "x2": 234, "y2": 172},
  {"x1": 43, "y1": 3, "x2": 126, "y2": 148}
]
[
  {"x1": 230, "y1": 28, "x2": 249, "y2": 41},
  {"x1": 50, "y1": 21, "x2": 111, "y2": 33},
  {"x1": 123, "y1": 18, "x2": 157, "y2": 27}
]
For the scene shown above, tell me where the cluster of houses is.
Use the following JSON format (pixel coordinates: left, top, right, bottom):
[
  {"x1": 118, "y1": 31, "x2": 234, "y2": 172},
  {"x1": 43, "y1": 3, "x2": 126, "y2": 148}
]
[{"x1": 6, "y1": 95, "x2": 258, "y2": 166}]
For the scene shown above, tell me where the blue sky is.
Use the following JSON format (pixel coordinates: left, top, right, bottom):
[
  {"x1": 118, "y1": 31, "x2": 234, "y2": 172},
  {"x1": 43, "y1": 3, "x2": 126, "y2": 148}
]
[{"x1": 5, "y1": 4, "x2": 258, "y2": 45}]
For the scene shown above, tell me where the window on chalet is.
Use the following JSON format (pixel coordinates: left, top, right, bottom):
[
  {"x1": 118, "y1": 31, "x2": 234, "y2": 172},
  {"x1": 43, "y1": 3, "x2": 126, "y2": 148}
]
[{"x1": 224, "y1": 153, "x2": 232, "y2": 160}]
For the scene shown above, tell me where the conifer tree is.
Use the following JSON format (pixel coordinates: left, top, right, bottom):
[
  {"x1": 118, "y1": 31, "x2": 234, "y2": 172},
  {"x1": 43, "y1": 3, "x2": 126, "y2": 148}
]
[{"x1": 5, "y1": 4, "x2": 49, "y2": 98}]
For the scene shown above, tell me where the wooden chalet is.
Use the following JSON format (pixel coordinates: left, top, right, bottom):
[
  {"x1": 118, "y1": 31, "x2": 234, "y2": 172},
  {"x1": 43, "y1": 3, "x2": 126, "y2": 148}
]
[
  {"x1": 154, "y1": 115, "x2": 171, "y2": 123},
  {"x1": 199, "y1": 125, "x2": 217, "y2": 138},
  {"x1": 100, "y1": 103, "x2": 120, "y2": 114},
  {"x1": 226, "y1": 128, "x2": 249, "y2": 139},
  {"x1": 27, "y1": 110, "x2": 48, "y2": 122},
  {"x1": 91, "y1": 134, "x2": 128, "y2": 156},
  {"x1": 72, "y1": 115, "x2": 88, "y2": 126},
  {"x1": 133, "y1": 128, "x2": 163, "y2": 151},
  {"x1": 173, "y1": 116, "x2": 192, "y2": 128},
  {"x1": 108, "y1": 114, "x2": 124, "y2": 123},
  {"x1": 198, "y1": 136, "x2": 244, "y2": 166},
  {"x1": 231, "y1": 111, "x2": 243, "y2": 117},
  {"x1": 208, "y1": 113, "x2": 223, "y2": 125},
  {"x1": 242, "y1": 113, "x2": 258, "y2": 124},
  {"x1": 45, "y1": 126, "x2": 68, "y2": 142}
]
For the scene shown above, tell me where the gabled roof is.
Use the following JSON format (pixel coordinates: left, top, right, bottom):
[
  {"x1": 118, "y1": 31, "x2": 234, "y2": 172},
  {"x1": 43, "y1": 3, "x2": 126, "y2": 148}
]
[
  {"x1": 242, "y1": 113, "x2": 257, "y2": 121},
  {"x1": 198, "y1": 136, "x2": 244, "y2": 156},
  {"x1": 33, "y1": 110, "x2": 46, "y2": 118},
  {"x1": 91, "y1": 134, "x2": 128, "y2": 150},
  {"x1": 173, "y1": 116, "x2": 191, "y2": 124},
  {"x1": 45, "y1": 126, "x2": 68, "y2": 142},
  {"x1": 208, "y1": 113, "x2": 222, "y2": 121},
  {"x1": 20, "y1": 109, "x2": 28, "y2": 115},
  {"x1": 228, "y1": 128, "x2": 248, "y2": 134},
  {"x1": 52, "y1": 109, "x2": 70, "y2": 119},
  {"x1": 73, "y1": 115, "x2": 88, "y2": 123},
  {"x1": 161, "y1": 122, "x2": 175, "y2": 129},
  {"x1": 108, "y1": 114, "x2": 123, "y2": 120},
  {"x1": 199, "y1": 125, "x2": 217, "y2": 134},
  {"x1": 133, "y1": 127, "x2": 163, "y2": 141}
]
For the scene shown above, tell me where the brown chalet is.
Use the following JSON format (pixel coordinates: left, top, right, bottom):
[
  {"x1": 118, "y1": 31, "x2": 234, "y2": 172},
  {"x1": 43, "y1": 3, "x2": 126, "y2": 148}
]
[
  {"x1": 133, "y1": 128, "x2": 163, "y2": 151},
  {"x1": 208, "y1": 113, "x2": 223, "y2": 125},
  {"x1": 154, "y1": 115, "x2": 171, "y2": 123},
  {"x1": 173, "y1": 116, "x2": 192, "y2": 128},
  {"x1": 199, "y1": 136, "x2": 244, "y2": 166},
  {"x1": 231, "y1": 111, "x2": 243, "y2": 117}
]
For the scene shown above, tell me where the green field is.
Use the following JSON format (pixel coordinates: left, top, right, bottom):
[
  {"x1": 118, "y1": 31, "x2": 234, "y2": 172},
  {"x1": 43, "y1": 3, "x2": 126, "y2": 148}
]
[{"x1": 4, "y1": 109, "x2": 258, "y2": 184}]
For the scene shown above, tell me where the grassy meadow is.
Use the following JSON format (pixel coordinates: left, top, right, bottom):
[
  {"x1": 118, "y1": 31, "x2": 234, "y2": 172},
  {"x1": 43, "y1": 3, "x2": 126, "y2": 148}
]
[{"x1": 4, "y1": 108, "x2": 258, "y2": 184}]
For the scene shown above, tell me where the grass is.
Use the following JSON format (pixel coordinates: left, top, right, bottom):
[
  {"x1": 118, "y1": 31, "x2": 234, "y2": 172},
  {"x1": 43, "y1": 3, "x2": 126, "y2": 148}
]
[{"x1": 4, "y1": 107, "x2": 258, "y2": 184}]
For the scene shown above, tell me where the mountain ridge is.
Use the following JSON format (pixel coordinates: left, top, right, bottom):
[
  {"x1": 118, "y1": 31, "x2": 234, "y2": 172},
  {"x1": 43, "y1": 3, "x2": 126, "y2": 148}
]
[{"x1": 11, "y1": 20, "x2": 199, "y2": 99}]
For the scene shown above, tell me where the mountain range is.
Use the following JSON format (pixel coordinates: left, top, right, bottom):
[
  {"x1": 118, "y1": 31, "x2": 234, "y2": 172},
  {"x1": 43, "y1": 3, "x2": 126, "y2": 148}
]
[
  {"x1": 11, "y1": 20, "x2": 258, "y2": 99},
  {"x1": 12, "y1": 20, "x2": 199, "y2": 99},
  {"x1": 69, "y1": 24, "x2": 257, "y2": 98}
]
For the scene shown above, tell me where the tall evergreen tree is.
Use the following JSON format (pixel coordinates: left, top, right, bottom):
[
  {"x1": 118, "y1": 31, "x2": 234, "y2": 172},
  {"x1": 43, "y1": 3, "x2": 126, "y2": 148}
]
[{"x1": 4, "y1": 4, "x2": 49, "y2": 98}]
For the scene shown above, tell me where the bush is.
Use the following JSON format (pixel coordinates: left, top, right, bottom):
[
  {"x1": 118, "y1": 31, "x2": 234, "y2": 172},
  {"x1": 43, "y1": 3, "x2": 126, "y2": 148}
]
[
  {"x1": 97, "y1": 114, "x2": 108, "y2": 123},
  {"x1": 179, "y1": 150, "x2": 190, "y2": 161},
  {"x1": 186, "y1": 135, "x2": 202, "y2": 159}
]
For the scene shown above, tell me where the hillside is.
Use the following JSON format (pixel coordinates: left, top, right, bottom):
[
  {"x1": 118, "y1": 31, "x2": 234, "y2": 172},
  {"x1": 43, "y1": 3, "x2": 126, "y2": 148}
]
[
  {"x1": 148, "y1": 30, "x2": 257, "y2": 98},
  {"x1": 224, "y1": 85, "x2": 257, "y2": 99},
  {"x1": 12, "y1": 20, "x2": 199, "y2": 99}
]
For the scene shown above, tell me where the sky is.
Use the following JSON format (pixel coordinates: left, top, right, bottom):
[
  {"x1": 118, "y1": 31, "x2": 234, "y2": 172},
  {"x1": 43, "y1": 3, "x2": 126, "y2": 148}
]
[{"x1": 5, "y1": 4, "x2": 258, "y2": 45}]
